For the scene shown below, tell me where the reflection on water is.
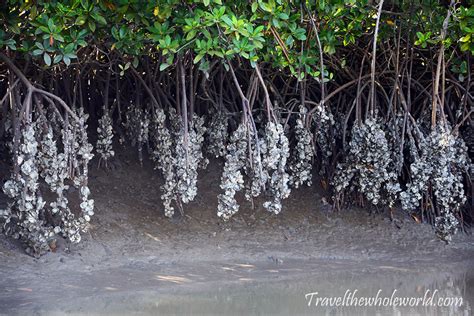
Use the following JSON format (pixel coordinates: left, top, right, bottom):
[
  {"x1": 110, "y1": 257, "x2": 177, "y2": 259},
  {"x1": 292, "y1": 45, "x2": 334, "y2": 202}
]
[
  {"x1": 131, "y1": 272, "x2": 472, "y2": 315},
  {"x1": 31, "y1": 262, "x2": 473, "y2": 316}
]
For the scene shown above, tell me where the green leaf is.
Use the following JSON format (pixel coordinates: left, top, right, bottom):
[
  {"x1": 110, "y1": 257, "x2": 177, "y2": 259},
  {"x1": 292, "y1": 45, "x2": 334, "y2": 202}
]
[
  {"x1": 259, "y1": 2, "x2": 272, "y2": 12},
  {"x1": 53, "y1": 34, "x2": 65, "y2": 42},
  {"x1": 63, "y1": 55, "x2": 71, "y2": 66},
  {"x1": 78, "y1": 29, "x2": 88, "y2": 37},
  {"x1": 460, "y1": 42, "x2": 470, "y2": 51},
  {"x1": 132, "y1": 56, "x2": 139, "y2": 68},
  {"x1": 199, "y1": 59, "x2": 210, "y2": 72},
  {"x1": 194, "y1": 53, "x2": 205, "y2": 64},
  {"x1": 119, "y1": 26, "x2": 127, "y2": 38},
  {"x1": 460, "y1": 35, "x2": 471, "y2": 43},
  {"x1": 64, "y1": 43, "x2": 75, "y2": 53},
  {"x1": 203, "y1": 0, "x2": 210, "y2": 6},
  {"x1": 53, "y1": 54, "x2": 63, "y2": 64},
  {"x1": 460, "y1": 61, "x2": 467, "y2": 73},
  {"x1": 75, "y1": 16, "x2": 86, "y2": 26},
  {"x1": 47, "y1": 19, "x2": 55, "y2": 32},
  {"x1": 160, "y1": 63, "x2": 170, "y2": 71},
  {"x1": 81, "y1": 0, "x2": 89, "y2": 10},
  {"x1": 202, "y1": 29, "x2": 211, "y2": 39},
  {"x1": 272, "y1": 18, "x2": 280, "y2": 28},
  {"x1": 43, "y1": 53, "x2": 51, "y2": 66},
  {"x1": 221, "y1": 15, "x2": 233, "y2": 26},
  {"x1": 39, "y1": 26, "x2": 50, "y2": 34},
  {"x1": 319, "y1": 0, "x2": 325, "y2": 10},
  {"x1": 214, "y1": 50, "x2": 224, "y2": 58},
  {"x1": 64, "y1": 53, "x2": 77, "y2": 59},
  {"x1": 251, "y1": 2, "x2": 258, "y2": 13},
  {"x1": 92, "y1": 13, "x2": 107, "y2": 25},
  {"x1": 186, "y1": 30, "x2": 197, "y2": 41},
  {"x1": 295, "y1": 29, "x2": 306, "y2": 41},
  {"x1": 6, "y1": 41, "x2": 16, "y2": 50},
  {"x1": 88, "y1": 21, "x2": 96, "y2": 32}
]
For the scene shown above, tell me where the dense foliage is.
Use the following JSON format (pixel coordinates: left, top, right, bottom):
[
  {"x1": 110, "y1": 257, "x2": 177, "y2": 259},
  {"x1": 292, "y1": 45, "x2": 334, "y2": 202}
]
[{"x1": 0, "y1": 0, "x2": 473, "y2": 256}]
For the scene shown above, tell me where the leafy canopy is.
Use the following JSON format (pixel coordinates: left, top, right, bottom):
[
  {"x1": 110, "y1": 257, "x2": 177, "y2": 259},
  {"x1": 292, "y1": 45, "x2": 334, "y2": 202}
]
[{"x1": 0, "y1": 0, "x2": 472, "y2": 79}]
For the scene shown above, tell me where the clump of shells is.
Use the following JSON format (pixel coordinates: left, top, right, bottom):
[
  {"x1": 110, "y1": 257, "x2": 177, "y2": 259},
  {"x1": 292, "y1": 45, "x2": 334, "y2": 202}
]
[
  {"x1": 401, "y1": 124, "x2": 469, "y2": 242},
  {"x1": 333, "y1": 118, "x2": 401, "y2": 208}
]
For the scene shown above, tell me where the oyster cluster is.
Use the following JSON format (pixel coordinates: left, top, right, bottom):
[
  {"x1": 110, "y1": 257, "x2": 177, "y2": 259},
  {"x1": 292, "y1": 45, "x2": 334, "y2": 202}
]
[
  {"x1": 261, "y1": 122, "x2": 291, "y2": 214},
  {"x1": 125, "y1": 106, "x2": 149, "y2": 164},
  {"x1": 206, "y1": 109, "x2": 228, "y2": 158},
  {"x1": 1, "y1": 107, "x2": 95, "y2": 256},
  {"x1": 150, "y1": 109, "x2": 207, "y2": 217},
  {"x1": 401, "y1": 125, "x2": 469, "y2": 241},
  {"x1": 289, "y1": 105, "x2": 314, "y2": 188},
  {"x1": 96, "y1": 108, "x2": 115, "y2": 167},
  {"x1": 312, "y1": 103, "x2": 334, "y2": 176},
  {"x1": 217, "y1": 123, "x2": 248, "y2": 220},
  {"x1": 333, "y1": 118, "x2": 401, "y2": 207},
  {"x1": 218, "y1": 120, "x2": 291, "y2": 219},
  {"x1": 1, "y1": 122, "x2": 51, "y2": 255}
]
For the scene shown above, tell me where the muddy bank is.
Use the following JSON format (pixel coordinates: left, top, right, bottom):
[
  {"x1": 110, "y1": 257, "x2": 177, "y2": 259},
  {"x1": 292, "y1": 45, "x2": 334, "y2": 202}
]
[{"x1": 1, "y1": 153, "x2": 474, "y2": 315}]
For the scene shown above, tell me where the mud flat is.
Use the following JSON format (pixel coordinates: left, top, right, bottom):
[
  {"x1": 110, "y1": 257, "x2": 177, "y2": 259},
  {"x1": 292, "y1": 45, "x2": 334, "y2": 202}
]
[{"x1": 1, "y1": 156, "x2": 473, "y2": 315}]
